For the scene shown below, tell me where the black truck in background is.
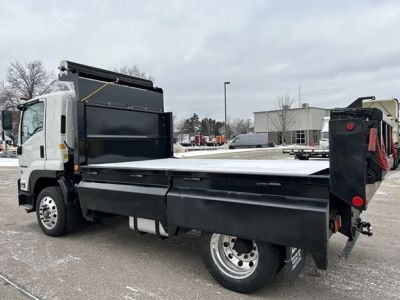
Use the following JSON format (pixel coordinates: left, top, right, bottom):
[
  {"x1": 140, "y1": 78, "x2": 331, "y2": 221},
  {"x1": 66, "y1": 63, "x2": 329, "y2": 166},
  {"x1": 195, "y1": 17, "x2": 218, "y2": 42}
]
[{"x1": 1, "y1": 61, "x2": 393, "y2": 293}]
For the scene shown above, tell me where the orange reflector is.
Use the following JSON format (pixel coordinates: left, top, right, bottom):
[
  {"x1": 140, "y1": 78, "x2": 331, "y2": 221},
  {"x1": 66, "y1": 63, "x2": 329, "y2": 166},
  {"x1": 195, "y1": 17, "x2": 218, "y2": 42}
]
[
  {"x1": 330, "y1": 216, "x2": 342, "y2": 233},
  {"x1": 345, "y1": 122, "x2": 355, "y2": 131},
  {"x1": 352, "y1": 196, "x2": 364, "y2": 207},
  {"x1": 74, "y1": 164, "x2": 80, "y2": 172},
  {"x1": 58, "y1": 144, "x2": 65, "y2": 149},
  {"x1": 334, "y1": 217, "x2": 341, "y2": 232}
]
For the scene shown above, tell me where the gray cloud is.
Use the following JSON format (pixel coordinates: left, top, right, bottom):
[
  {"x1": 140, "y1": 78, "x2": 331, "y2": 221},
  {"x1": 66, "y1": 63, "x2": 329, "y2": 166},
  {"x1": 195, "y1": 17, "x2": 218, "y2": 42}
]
[{"x1": 1, "y1": 0, "x2": 399, "y2": 120}]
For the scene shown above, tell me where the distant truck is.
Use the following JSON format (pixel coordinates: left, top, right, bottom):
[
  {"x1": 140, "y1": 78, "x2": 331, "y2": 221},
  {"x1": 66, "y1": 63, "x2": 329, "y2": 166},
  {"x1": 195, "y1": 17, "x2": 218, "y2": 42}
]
[
  {"x1": 228, "y1": 132, "x2": 270, "y2": 149},
  {"x1": 191, "y1": 134, "x2": 207, "y2": 146},
  {"x1": 177, "y1": 134, "x2": 190, "y2": 146},
  {"x1": 320, "y1": 117, "x2": 330, "y2": 149},
  {"x1": 206, "y1": 135, "x2": 225, "y2": 146}
]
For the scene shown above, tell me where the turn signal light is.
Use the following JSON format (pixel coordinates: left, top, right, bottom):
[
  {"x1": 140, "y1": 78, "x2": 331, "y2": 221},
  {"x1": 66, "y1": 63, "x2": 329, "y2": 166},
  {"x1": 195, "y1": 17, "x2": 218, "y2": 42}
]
[
  {"x1": 345, "y1": 122, "x2": 355, "y2": 131},
  {"x1": 352, "y1": 196, "x2": 364, "y2": 207}
]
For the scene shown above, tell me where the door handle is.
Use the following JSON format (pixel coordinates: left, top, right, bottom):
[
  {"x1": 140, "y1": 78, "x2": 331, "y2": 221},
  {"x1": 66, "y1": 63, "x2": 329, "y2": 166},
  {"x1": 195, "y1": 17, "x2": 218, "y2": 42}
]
[{"x1": 40, "y1": 145, "x2": 44, "y2": 158}]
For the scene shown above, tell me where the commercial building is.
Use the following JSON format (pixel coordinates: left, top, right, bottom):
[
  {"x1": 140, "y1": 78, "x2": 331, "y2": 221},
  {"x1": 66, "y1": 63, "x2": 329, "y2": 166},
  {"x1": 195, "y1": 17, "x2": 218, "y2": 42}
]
[{"x1": 253, "y1": 104, "x2": 330, "y2": 145}]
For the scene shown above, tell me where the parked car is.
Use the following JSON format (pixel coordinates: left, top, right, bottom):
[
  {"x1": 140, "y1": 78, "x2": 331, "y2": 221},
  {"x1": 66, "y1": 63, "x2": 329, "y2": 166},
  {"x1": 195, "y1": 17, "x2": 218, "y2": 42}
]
[
  {"x1": 228, "y1": 133, "x2": 269, "y2": 149},
  {"x1": 267, "y1": 140, "x2": 275, "y2": 147}
]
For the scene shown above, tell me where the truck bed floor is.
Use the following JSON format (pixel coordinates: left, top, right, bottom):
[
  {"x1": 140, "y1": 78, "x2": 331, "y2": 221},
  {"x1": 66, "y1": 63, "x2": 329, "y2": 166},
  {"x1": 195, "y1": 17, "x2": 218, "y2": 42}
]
[{"x1": 88, "y1": 158, "x2": 329, "y2": 176}]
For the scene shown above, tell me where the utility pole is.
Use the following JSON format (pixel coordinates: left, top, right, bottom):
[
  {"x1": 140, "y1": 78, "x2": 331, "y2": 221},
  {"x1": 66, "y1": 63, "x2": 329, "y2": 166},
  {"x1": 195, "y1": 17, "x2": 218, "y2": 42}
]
[
  {"x1": 298, "y1": 84, "x2": 301, "y2": 108},
  {"x1": 224, "y1": 81, "x2": 230, "y2": 141}
]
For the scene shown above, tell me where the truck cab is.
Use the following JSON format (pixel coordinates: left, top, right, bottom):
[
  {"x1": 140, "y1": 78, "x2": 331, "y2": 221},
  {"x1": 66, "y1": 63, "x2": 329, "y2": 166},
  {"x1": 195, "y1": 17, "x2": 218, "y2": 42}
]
[{"x1": 17, "y1": 92, "x2": 74, "y2": 194}]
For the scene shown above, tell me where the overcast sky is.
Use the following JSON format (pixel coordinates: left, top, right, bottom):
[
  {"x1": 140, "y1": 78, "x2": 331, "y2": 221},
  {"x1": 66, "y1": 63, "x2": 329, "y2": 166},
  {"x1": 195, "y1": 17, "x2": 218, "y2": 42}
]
[{"x1": 1, "y1": 0, "x2": 400, "y2": 121}]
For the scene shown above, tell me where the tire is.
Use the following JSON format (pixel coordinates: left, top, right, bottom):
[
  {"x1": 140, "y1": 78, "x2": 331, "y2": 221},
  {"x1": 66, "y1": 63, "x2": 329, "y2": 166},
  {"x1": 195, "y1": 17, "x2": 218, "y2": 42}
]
[
  {"x1": 200, "y1": 232, "x2": 281, "y2": 293},
  {"x1": 392, "y1": 155, "x2": 398, "y2": 170},
  {"x1": 229, "y1": 146, "x2": 235, "y2": 149},
  {"x1": 36, "y1": 186, "x2": 67, "y2": 237}
]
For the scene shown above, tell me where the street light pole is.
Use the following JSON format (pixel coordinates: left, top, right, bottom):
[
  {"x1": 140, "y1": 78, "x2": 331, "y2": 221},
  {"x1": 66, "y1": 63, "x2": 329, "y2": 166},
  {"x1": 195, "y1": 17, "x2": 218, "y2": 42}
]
[{"x1": 224, "y1": 81, "x2": 230, "y2": 141}]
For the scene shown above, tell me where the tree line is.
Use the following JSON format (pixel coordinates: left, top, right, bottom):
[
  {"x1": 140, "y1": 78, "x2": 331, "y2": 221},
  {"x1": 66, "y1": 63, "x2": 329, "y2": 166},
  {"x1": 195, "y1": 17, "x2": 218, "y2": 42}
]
[{"x1": 175, "y1": 113, "x2": 253, "y2": 139}]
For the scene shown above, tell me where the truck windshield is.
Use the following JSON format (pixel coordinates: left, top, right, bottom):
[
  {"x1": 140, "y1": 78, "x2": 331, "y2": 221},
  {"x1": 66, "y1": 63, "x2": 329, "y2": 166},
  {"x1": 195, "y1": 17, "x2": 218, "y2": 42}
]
[
  {"x1": 21, "y1": 102, "x2": 44, "y2": 144},
  {"x1": 320, "y1": 132, "x2": 329, "y2": 140}
]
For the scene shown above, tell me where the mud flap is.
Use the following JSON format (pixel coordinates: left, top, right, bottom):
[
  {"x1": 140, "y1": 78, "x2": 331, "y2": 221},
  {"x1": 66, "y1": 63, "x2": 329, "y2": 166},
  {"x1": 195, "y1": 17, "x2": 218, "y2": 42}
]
[{"x1": 286, "y1": 247, "x2": 305, "y2": 285}]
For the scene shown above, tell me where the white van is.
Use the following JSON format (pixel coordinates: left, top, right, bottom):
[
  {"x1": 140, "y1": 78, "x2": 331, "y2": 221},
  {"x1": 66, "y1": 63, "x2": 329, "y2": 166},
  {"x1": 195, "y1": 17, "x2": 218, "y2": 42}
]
[
  {"x1": 320, "y1": 117, "x2": 329, "y2": 149},
  {"x1": 228, "y1": 133, "x2": 270, "y2": 149}
]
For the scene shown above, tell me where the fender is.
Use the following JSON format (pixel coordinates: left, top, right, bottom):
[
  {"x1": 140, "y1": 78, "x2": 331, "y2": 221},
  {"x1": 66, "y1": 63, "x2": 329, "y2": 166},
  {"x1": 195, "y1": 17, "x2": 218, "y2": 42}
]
[
  {"x1": 58, "y1": 177, "x2": 75, "y2": 203},
  {"x1": 28, "y1": 170, "x2": 58, "y2": 192}
]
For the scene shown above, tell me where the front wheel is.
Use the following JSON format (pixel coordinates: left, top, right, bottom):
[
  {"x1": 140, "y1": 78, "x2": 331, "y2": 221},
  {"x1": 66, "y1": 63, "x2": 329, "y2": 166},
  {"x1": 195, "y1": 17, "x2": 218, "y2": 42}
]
[
  {"x1": 200, "y1": 232, "x2": 281, "y2": 293},
  {"x1": 36, "y1": 186, "x2": 67, "y2": 237}
]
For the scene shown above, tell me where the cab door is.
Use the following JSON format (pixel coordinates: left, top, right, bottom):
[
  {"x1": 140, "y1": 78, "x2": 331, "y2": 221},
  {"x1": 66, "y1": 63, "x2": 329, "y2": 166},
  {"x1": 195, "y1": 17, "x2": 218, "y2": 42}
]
[{"x1": 18, "y1": 100, "x2": 46, "y2": 192}]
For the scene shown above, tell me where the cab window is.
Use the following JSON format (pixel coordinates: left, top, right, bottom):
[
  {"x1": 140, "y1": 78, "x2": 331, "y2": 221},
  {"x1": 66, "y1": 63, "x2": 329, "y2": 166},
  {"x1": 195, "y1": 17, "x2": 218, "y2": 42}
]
[
  {"x1": 21, "y1": 102, "x2": 44, "y2": 144},
  {"x1": 320, "y1": 132, "x2": 329, "y2": 140},
  {"x1": 232, "y1": 137, "x2": 240, "y2": 143}
]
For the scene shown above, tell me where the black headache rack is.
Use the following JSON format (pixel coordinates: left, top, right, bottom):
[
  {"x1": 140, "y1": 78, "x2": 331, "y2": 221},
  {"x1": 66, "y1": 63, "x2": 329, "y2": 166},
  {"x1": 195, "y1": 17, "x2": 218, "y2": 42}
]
[{"x1": 58, "y1": 61, "x2": 173, "y2": 165}]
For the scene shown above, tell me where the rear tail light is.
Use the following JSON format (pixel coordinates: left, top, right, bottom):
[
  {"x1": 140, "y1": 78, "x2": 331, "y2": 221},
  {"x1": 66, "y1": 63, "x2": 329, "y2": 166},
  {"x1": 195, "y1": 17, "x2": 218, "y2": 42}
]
[
  {"x1": 352, "y1": 196, "x2": 364, "y2": 207},
  {"x1": 345, "y1": 122, "x2": 355, "y2": 131}
]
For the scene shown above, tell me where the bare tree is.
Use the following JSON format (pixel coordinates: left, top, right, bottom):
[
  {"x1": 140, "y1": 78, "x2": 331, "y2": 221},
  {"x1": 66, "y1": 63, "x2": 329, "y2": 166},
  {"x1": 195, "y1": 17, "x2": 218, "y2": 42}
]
[
  {"x1": 115, "y1": 65, "x2": 154, "y2": 81},
  {"x1": 0, "y1": 61, "x2": 58, "y2": 107},
  {"x1": 0, "y1": 60, "x2": 59, "y2": 140},
  {"x1": 228, "y1": 117, "x2": 253, "y2": 137},
  {"x1": 271, "y1": 94, "x2": 296, "y2": 145}
]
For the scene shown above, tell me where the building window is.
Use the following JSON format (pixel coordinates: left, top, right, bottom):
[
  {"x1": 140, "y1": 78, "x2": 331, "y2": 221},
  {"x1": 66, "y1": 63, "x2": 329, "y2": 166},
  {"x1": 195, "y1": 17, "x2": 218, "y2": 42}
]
[{"x1": 292, "y1": 130, "x2": 305, "y2": 144}]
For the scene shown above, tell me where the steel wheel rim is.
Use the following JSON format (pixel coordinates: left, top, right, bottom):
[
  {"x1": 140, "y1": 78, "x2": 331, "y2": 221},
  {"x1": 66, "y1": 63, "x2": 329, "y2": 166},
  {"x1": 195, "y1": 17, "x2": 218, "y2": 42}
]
[
  {"x1": 210, "y1": 233, "x2": 259, "y2": 279},
  {"x1": 39, "y1": 196, "x2": 58, "y2": 230}
]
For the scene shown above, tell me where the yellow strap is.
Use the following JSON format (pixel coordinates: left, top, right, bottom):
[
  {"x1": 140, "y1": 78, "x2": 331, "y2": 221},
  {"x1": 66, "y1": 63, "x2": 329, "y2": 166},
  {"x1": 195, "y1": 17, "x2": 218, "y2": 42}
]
[{"x1": 80, "y1": 78, "x2": 119, "y2": 102}]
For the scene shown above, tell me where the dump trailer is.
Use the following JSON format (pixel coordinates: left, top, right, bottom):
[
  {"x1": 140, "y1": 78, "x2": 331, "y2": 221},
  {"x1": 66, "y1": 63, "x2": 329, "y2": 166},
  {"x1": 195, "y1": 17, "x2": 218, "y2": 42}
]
[
  {"x1": 2, "y1": 61, "x2": 391, "y2": 293},
  {"x1": 356, "y1": 97, "x2": 399, "y2": 169}
]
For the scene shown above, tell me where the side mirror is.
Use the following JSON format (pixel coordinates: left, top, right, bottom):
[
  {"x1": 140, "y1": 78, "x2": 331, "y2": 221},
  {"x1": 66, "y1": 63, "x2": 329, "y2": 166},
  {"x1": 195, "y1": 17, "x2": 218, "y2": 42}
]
[{"x1": 1, "y1": 110, "x2": 13, "y2": 130}]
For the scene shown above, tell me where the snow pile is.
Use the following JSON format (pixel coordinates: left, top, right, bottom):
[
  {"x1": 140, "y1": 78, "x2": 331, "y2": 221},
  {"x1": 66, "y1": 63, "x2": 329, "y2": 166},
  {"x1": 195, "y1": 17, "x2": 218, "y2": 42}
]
[{"x1": 0, "y1": 158, "x2": 19, "y2": 167}]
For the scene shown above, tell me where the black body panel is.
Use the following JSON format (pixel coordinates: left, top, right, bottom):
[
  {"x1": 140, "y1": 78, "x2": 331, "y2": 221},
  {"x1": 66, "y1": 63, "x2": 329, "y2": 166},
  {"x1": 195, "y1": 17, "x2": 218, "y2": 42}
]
[
  {"x1": 77, "y1": 181, "x2": 168, "y2": 224},
  {"x1": 167, "y1": 182, "x2": 329, "y2": 253},
  {"x1": 78, "y1": 166, "x2": 330, "y2": 258},
  {"x1": 85, "y1": 103, "x2": 172, "y2": 164}
]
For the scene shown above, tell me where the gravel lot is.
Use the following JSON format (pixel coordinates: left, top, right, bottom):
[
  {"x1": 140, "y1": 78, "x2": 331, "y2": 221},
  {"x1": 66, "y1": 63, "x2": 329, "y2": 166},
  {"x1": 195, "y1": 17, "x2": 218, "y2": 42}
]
[{"x1": 0, "y1": 149, "x2": 399, "y2": 299}]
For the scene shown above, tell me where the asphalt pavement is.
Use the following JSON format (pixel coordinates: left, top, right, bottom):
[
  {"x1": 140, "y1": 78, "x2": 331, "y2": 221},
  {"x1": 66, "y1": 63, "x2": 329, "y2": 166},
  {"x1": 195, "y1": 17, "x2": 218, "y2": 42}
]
[{"x1": 0, "y1": 150, "x2": 399, "y2": 299}]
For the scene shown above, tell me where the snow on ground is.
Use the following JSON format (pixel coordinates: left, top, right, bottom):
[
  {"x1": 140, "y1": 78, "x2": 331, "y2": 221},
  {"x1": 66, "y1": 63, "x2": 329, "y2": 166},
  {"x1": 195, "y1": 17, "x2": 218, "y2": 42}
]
[{"x1": 0, "y1": 158, "x2": 19, "y2": 167}]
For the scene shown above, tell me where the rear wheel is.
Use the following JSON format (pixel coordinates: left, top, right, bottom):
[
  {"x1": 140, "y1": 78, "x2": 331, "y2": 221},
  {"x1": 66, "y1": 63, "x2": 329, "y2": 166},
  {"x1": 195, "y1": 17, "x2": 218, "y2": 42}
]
[
  {"x1": 200, "y1": 232, "x2": 281, "y2": 293},
  {"x1": 36, "y1": 187, "x2": 67, "y2": 237}
]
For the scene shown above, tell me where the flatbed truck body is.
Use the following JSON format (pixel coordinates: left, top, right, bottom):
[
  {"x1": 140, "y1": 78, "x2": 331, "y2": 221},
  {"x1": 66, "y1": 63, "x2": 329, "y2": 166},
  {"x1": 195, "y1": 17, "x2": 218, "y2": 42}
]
[
  {"x1": 282, "y1": 148, "x2": 329, "y2": 160},
  {"x1": 2, "y1": 61, "x2": 393, "y2": 293}
]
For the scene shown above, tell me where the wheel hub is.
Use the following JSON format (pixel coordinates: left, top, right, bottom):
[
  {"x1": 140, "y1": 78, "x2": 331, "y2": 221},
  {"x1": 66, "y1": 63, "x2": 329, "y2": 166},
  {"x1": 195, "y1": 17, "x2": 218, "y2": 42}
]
[
  {"x1": 210, "y1": 234, "x2": 259, "y2": 279},
  {"x1": 39, "y1": 196, "x2": 58, "y2": 230},
  {"x1": 232, "y1": 238, "x2": 253, "y2": 255}
]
